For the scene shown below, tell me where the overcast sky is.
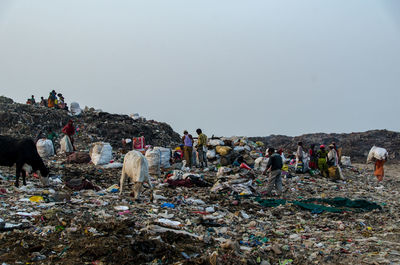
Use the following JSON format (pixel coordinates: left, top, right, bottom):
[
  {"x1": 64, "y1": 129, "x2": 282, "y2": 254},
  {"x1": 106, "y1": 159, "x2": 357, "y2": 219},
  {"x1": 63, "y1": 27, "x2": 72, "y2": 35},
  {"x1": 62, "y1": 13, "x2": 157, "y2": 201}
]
[{"x1": 1, "y1": 0, "x2": 399, "y2": 137}]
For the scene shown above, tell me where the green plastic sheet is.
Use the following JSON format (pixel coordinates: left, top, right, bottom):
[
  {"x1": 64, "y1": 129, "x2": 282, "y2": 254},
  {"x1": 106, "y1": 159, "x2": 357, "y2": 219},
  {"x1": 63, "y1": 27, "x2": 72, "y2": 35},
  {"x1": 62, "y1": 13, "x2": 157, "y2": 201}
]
[{"x1": 255, "y1": 197, "x2": 382, "y2": 214}]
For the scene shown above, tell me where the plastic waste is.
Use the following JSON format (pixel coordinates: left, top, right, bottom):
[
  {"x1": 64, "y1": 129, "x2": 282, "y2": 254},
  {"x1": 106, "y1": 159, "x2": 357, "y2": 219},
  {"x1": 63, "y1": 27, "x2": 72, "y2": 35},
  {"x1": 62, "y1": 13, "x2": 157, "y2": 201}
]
[{"x1": 161, "y1": 203, "x2": 175, "y2": 209}]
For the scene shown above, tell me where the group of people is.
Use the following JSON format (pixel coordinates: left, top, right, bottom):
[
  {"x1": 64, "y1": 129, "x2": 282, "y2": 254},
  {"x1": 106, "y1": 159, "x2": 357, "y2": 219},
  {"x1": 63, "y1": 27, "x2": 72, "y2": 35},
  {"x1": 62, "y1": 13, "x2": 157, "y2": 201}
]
[
  {"x1": 296, "y1": 141, "x2": 340, "y2": 177},
  {"x1": 26, "y1": 90, "x2": 68, "y2": 110},
  {"x1": 181, "y1": 129, "x2": 208, "y2": 168},
  {"x1": 34, "y1": 119, "x2": 77, "y2": 153}
]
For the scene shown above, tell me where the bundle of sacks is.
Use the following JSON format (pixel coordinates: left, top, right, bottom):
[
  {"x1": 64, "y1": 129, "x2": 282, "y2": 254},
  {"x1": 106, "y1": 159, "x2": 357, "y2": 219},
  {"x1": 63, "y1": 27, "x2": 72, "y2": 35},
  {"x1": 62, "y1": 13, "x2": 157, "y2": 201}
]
[
  {"x1": 90, "y1": 142, "x2": 113, "y2": 165},
  {"x1": 205, "y1": 137, "x2": 265, "y2": 168},
  {"x1": 367, "y1": 146, "x2": 388, "y2": 163}
]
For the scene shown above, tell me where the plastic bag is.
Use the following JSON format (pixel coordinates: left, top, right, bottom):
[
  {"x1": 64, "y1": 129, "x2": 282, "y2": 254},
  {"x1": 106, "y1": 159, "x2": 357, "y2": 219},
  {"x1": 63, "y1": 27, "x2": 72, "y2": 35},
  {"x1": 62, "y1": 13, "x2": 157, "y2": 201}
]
[
  {"x1": 60, "y1": 135, "x2": 73, "y2": 153},
  {"x1": 217, "y1": 167, "x2": 232, "y2": 177},
  {"x1": 145, "y1": 149, "x2": 161, "y2": 176},
  {"x1": 90, "y1": 142, "x2": 113, "y2": 165},
  {"x1": 216, "y1": 146, "x2": 232, "y2": 156},
  {"x1": 367, "y1": 146, "x2": 388, "y2": 163},
  {"x1": 153, "y1": 147, "x2": 171, "y2": 169},
  {"x1": 254, "y1": 157, "x2": 269, "y2": 171},
  {"x1": 209, "y1": 139, "x2": 224, "y2": 146},
  {"x1": 207, "y1": 149, "x2": 216, "y2": 159},
  {"x1": 36, "y1": 139, "x2": 54, "y2": 158},
  {"x1": 234, "y1": 146, "x2": 245, "y2": 153},
  {"x1": 341, "y1": 156, "x2": 351, "y2": 166},
  {"x1": 70, "y1": 102, "x2": 82, "y2": 116}
]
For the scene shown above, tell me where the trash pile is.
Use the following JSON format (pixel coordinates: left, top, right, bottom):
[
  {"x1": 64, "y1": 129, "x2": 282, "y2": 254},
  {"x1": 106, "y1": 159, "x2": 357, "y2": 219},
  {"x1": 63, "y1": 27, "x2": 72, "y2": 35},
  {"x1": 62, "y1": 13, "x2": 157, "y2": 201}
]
[
  {"x1": 1, "y1": 96, "x2": 400, "y2": 264},
  {"x1": 204, "y1": 137, "x2": 265, "y2": 168},
  {"x1": 1, "y1": 151, "x2": 399, "y2": 264},
  {"x1": 250, "y1": 130, "x2": 400, "y2": 162},
  {"x1": 0, "y1": 96, "x2": 181, "y2": 148}
]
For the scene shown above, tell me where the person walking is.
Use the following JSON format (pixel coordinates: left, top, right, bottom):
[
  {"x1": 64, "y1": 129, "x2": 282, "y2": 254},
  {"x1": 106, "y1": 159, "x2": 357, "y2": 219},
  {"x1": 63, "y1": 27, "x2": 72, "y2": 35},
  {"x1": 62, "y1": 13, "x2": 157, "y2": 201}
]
[
  {"x1": 327, "y1": 144, "x2": 338, "y2": 167},
  {"x1": 62, "y1": 120, "x2": 76, "y2": 151},
  {"x1": 317, "y1": 145, "x2": 329, "y2": 177},
  {"x1": 309, "y1": 144, "x2": 318, "y2": 170},
  {"x1": 196, "y1": 128, "x2": 208, "y2": 168},
  {"x1": 263, "y1": 148, "x2": 283, "y2": 196},
  {"x1": 374, "y1": 159, "x2": 385, "y2": 184},
  {"x1": 296, "y1": 142, "x2": 304, "y2": 173},
  {"x1": 182, "y1": 130, "x2": 193, "y2": 168}
]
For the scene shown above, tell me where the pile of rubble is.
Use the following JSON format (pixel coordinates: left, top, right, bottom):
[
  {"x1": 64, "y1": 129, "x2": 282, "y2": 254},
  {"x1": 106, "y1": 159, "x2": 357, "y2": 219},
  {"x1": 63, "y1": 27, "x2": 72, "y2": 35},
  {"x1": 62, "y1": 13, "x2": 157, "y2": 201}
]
[
  {"x1": 203, "y1": 137, "x2": 265, "y2": 168},
  {"x1": 1, "y1": 95, "x2": 400, "y2": 264},
  {"x1": 1, "y1": 156, "x2": 399, "y2": 264},
  {"x1": 0, "y1": 96, "x2": 181, "y2": 148},
  {"x1": 250, "y1": 130, "x2": 400, "y2": 163}
]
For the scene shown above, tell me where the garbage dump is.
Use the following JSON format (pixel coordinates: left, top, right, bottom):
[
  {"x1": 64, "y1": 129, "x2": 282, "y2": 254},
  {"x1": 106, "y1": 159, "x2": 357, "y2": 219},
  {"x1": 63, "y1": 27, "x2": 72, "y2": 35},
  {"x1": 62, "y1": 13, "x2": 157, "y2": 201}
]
[{"x1": 1, "y1": 97, "x2": 400, "y2": 264}]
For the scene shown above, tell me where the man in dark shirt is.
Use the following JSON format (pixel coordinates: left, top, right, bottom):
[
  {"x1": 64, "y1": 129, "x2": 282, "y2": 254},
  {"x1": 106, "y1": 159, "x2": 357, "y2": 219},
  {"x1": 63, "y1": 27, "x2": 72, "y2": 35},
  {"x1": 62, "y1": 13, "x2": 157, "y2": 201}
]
[{"x1": 263, "y1": 147, "x2": 283, "y2": 196}]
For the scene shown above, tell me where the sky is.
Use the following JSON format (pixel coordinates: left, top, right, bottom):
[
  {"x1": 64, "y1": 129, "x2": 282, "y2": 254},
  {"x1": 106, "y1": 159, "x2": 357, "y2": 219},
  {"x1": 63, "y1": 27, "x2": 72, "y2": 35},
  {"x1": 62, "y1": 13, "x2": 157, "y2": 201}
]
[{"x1": 0, "y1": 0, "x2": 399, "y2": 137}]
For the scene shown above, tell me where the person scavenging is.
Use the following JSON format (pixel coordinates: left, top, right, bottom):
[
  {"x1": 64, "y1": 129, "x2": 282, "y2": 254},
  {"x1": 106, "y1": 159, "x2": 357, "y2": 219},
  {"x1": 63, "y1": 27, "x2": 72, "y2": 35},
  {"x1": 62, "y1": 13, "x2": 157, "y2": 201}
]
[
  {"x1": 263, "y1": 147, "x2": 283, "y2": 196},
  {"x1": 317, "y1": 145, "x2": 329, "y2": 177},
  {"x1": 182, "y1": 130, "x2": 193, "y2": 168},
  {"x1": 62, "y1": 119, "x2": 76, "y2": 151},
  {"x1": 196, "y1": 128, "x2": 208, "y2": 168}
]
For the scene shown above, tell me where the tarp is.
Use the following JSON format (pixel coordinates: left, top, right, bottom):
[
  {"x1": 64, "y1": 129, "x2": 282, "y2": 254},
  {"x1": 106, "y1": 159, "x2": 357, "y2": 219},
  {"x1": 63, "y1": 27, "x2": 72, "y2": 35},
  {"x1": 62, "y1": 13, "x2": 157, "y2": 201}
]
[{"x1": 255, "y1": 197, "x2": 382, "y2": 213}]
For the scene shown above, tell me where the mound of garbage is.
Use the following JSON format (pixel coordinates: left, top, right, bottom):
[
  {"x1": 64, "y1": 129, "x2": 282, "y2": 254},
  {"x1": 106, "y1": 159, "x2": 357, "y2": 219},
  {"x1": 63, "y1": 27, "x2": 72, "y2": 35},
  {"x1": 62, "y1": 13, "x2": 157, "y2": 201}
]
[
  {"x1": 1, "y1": 95, "x2": 400, "y2": 264},
  {"x1": 0, "y1": 96, "x2": 181, "y2": 148},
  {"x1": 250, "y1": 130, "x2": 400, "y2": 162}
]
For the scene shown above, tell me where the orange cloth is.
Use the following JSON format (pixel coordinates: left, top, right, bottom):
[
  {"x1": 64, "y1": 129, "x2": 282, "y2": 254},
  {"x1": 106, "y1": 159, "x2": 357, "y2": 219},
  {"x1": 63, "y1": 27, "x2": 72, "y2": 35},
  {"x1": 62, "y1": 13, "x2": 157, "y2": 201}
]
[
  {"x1": 47, "y1": 98, "x2": 54, "y2": 108},
  {"x1": 374, "y1": 160, "x2": 385, "y2": 182}
]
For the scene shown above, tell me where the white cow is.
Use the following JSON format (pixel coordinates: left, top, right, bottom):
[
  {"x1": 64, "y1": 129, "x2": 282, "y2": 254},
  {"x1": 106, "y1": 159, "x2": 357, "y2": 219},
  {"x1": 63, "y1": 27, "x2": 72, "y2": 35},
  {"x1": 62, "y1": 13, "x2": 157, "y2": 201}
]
[{"x1": 120, "y1": 151, "x2": 153, "y2": 200}]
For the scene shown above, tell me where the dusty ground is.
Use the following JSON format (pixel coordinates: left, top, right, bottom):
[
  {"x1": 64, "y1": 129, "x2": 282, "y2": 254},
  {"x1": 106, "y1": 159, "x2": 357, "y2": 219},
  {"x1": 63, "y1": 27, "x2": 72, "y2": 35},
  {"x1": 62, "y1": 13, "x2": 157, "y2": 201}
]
[{"x1": 0, "y1": 160, "x2": 399, "y2": 265}]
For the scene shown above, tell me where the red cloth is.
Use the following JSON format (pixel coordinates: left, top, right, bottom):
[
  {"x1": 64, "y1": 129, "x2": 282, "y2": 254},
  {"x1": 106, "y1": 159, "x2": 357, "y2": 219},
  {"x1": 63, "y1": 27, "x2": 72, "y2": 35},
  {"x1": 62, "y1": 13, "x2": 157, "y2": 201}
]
[
  {"x1": 133, "y1": 136, "x2": 145, "y2": 150},
  {"x1": 62, "y1": 122, "x2": 75, "y2": 136}
]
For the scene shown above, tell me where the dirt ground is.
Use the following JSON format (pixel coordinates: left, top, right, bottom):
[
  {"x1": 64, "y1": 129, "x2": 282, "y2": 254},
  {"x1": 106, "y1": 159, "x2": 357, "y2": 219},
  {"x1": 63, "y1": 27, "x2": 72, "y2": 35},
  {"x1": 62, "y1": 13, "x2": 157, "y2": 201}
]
[{"x1": 0, "y1": 160, "x2": 399, "y2": 265}]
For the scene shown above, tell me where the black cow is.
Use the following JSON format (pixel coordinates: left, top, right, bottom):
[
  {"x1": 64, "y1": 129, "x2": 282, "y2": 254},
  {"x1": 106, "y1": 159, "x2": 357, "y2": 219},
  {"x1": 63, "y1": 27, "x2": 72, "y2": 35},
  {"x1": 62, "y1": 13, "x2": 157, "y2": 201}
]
[{"x1": 0, "y1": 135, "x2": 49, "y2": 187}]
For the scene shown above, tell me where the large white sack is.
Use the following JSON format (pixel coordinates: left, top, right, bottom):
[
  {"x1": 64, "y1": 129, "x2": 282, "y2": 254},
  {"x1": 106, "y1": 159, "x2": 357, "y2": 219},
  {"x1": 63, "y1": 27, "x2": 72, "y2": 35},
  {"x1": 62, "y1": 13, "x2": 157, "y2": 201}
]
[
  {"x1": 341, "y1": 156, "x2": 352, "y2": 166},
  {"x1": 36, "y1": 139, "x2": 54, "y2": 158},
  {"x1": 90, "y1": 142, "x2": 113, "y2": 165},
  {"x1": 217, "y1": 167, "x2": 232, "y2": 177},
  {"x1": 254, "y1": 157, "x2": 269, "y2": 171},
  {"x1": 367, "y1": 146, "x2": 388, "y2": 163},
  {"x1": 209, "y1": 139, "x2": 224, "y2": 146},
  {"x1": 207, "y1": 149, "x2": 216, "y2": 159},
  {"x1": 70, "y1": 102, "x2": 82, "y2": 116},
  {"x1": 145, "y1": 149, "x2": 161, "y2": 176},
  {"x1": 234, "y1": 146, "x2": 245, "y2": 153},
  {"x1": 153, "y1": 147, "x2": 171, "y2": 169},
  {"x1": 60, "y1": 135, "x2": 73, "y2": 153}
]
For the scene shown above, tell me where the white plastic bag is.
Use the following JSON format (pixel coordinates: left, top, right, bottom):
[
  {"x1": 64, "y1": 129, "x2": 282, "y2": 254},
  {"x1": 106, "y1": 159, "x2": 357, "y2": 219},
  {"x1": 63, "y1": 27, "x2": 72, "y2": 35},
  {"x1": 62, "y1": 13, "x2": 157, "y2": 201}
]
[
  {"x1": 209, "y1": 139, "x2": 224, "y2": 146},
  {"x1": 70, "y1": 102, "x2": 82, "y2": 116},
  {"x1": 207, "y1": 149, "x2": 216, "y2": 159},
  {"x1": 367, "y1": 146, "x2": 388, "y2": 163},
  {"x1": 217, "y1": 167, "x2": 232, "y2": 177},
  {"x1": 341, "y1": 156, "x2": 351, "y2": 166},
  {"x1": 60, "y1": 135, "x2": 73, "y2": 153},
  {"x1": 254, "y1": 157, "x2": 269, "y2": 171},
  {"x1": 90, "y1": 142, "x2": 113, "y2": 165},
  {"x1": 103, "y1": 162, "x2": 123, "y2": 168},
  {"x1": 153, "y1": 147, "x2": 171, "y2": 169},
  {"x1": 145, "y1": 149, "x2": 161, "y2": 176},
  {"x1": 36, "y1": 139, "x2": 54, "y2": 158}
]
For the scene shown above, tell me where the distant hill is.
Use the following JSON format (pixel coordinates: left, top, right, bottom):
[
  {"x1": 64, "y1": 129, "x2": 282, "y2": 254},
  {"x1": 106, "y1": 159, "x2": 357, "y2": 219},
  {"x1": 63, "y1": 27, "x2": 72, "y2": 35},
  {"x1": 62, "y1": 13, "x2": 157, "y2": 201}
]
[
  {"x1": 250, "y1": 130, "x2": 400, "y2": 162},
  {"x1": 0, "y1": 96, "x2": 181, "y2": 149}
]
